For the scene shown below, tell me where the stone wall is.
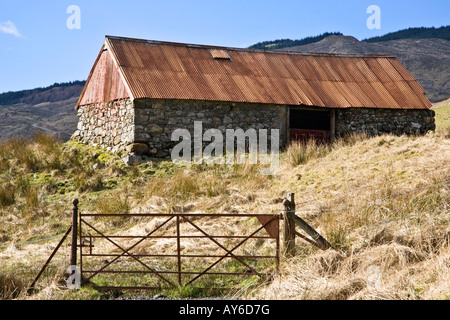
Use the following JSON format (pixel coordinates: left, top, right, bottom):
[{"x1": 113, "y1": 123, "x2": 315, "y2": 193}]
[
  {"x1": 133, "y1": 99, "x2": 288, "y2": 158},
  {"x1": 73, "y1": 98, "x2": 436, "y2": 159},
  {"x1": 335, "y1": 108, "x2": 436, "y2": 136},
  {"x1": 73, "y1": 98, "x2": 134, "y2": 153}
]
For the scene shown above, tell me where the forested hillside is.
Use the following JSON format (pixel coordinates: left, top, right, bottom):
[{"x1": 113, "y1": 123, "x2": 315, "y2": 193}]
[
  {"x1": 249, "y1": 25, "x2": 450, "y2": 51},
  {"x1": 363, "y1": 25, "x2": 450, "y2": 43},
  {"x1": 0, "y1": 81, "x2": 85, "y2": 106},
  {"x1": 249, "y1": 32, "x2": 343, "y2": 50}
]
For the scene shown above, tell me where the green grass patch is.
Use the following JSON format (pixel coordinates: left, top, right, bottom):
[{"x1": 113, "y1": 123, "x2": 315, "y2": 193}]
[{"x1": 434, "y1": 102, "x2": 450, "y2": 131}]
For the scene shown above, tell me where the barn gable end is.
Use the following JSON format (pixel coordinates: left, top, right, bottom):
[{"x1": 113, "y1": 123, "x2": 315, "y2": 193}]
[{"x1": 76, "y1": 44, "x2": 131, "y2": 107}]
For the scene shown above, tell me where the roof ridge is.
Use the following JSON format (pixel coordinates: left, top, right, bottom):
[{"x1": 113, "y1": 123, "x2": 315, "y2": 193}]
[{"x1": 105, "y1": 35, "x2": 396, "y2": 59}]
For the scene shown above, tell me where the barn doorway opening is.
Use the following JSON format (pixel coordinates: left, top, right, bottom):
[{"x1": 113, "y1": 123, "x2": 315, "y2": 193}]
[{"x1": 289, "y1": 108, "x2": 334, "y2": 144}]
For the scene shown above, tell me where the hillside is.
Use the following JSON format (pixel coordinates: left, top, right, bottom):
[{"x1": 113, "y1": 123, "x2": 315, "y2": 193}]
[
  {"x1": 362, "y1": 25, "x2": 450, "y2": 43},
  {"x1": 0, "y1": 118, "x2": 448, "y2": 299},
  {"x1": 249, "y1": 32, "x2": 343, "y2": 50},
  {"x1": 0, "y1": 97, "x2": 79, "y2": 142},
  {"x1": 0, "y1": 81, "x2": 85, "y2": 106},
  {"x1": 0, "y1": 82, "x2": 84, "y2": 142},
  {"x1": 250, "y1": 26, "x2": 450, "y2": 51},
  {"x1": 433, "y1": 98, "x2": 450, "y2": 132}
]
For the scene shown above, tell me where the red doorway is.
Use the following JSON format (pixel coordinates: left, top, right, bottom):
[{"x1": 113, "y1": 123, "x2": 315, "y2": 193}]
[{"x1": 289, "y1": 108, "x2": 334, "y2": 144}]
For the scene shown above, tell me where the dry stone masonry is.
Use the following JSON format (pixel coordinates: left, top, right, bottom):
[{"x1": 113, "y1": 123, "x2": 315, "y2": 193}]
[
  {"x1": 335, "y1": 108, "x2": 436, "y2": 136},
  {"x1": 73, "y1": 98, "x2": 135, "y2": 153},
  {"x1": 73, "y1": 97, "x2": 435, "y2": 160},
  {"x1": 133, "y1": 99, "x2": 287, "y2": 158}
]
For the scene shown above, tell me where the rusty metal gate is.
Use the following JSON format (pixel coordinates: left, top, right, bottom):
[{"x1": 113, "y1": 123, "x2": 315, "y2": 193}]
[{"x1": 78, "y1": 212, "x2": 280, "y2": 291}]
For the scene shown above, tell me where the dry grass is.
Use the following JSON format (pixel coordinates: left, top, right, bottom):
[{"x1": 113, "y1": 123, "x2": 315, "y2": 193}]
[
  {"x1": 432, "y1": 98, "x2": 450, "y2": 132},
  {"x1": 140, "y1": 161, "x2": 272, "y2": 213},
  {"x1": 284, "y1": 133, "x2": 369, "y2": 168},
  {"x1": 285, "y1": 139, "x2": 332, "y2": 167},
  {"x1": 0, "y1": 273, "x2": 27, "y2": 299},
  {"x1": 242, "y1": 229, "x2": 449, "y2": 300},
  {"x1": 94, "y1": 191, "x2": 131, "y2": 215},
  {"x1": 232, "y1": 131, "x2": 450, "y2": 300},
  {"x1": 0, "y1": 130, "x2": 449, "y2": 300},
  {"x1": 0, "y1": 183, "x2": 16, "y2": 208}
]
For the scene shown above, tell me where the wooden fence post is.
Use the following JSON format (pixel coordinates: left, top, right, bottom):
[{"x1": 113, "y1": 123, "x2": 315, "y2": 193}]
[
  {"x1": 71, "y1": 199, "x2": 79, "y2": 268},
  {"x1": 291, "y1": 215, "x2": 333, "y2": 251},
  {"x1": 283, "y1": 193, "x2": 296, "y2": 257}
]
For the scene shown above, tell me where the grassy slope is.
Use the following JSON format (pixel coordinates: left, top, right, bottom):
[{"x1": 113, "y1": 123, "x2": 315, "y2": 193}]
[
  {"x1": 433, "y1": 98, "x2": 450, "y2": 132},
  {"x1": 0, "y1": 124, "x2": 449, "y2": 299},
  {"x1": 245, "y1": 133, "x2": 449, "y2": 300}
]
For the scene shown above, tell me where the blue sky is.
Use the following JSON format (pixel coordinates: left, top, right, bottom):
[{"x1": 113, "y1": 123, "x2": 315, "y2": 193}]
[{"x1": 0, "y1": 0, "x2": 449, "y2": 93}]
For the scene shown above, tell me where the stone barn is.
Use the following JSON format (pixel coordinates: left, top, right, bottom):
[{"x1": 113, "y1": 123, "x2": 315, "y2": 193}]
[{"x1": 73, "y1": 36, "x2": 435, "y2": 158}]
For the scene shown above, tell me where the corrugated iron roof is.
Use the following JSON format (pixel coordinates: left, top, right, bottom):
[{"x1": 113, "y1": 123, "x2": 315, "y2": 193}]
[{"x1": 76, "y1": 36, "x2": 432, "y2": 110}]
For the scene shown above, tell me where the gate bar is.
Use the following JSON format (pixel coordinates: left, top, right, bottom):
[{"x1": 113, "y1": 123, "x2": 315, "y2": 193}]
[
  {"x1": 28, "y1": 226, "x2": 72, "y2": 292},
  {"x1": 176, "y1": 215, "x2": 182, "y2": 286},
  {"x1": 80, "y1": 213, "x2": 278, "y2": 218},
  {"x1": 184, "y1": 215, "x2": 278, "y2": 285},
  {"x1": 71, "y1": 199, "x2": 79, "y2": 267},
  {"x1": 81, "y1": 218, "x2": 176, "y2": 287}
]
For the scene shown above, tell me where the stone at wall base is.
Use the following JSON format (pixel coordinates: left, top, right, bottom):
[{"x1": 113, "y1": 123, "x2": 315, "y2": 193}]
[
  {"x1": 126, "y1": 143, "x2": 149, "y2": 155},
  {"x1": 122, "y1": 154, "x2": 143, "y2": 166},
  {"x1": 71, "y1": 130, "x2": 80, "y2": 140}
]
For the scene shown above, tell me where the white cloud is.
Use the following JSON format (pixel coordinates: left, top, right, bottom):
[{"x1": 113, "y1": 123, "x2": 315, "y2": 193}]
[{"x1": 0, "y1": 21, "x2": 23, "y2": 38}]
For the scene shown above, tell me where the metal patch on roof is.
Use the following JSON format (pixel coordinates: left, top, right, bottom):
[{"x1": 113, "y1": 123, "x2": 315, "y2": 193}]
[{"x1": 210, "y1": 49, "x2": 232, "y2": 60}]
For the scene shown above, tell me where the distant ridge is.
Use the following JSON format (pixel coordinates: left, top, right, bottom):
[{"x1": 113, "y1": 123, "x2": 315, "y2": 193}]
[
  {"x1": 249, "y1": 25, "x2": 450, "y2": 50},
  {"x1": 248, "y1": 32, "x2": 343, "y2": 50},
  {"x1": 0, "y1": 81, "x2": 85, "y2": 106},
  {"x1": 362, "y1": 25, "x2": 450, "y2": 43}
]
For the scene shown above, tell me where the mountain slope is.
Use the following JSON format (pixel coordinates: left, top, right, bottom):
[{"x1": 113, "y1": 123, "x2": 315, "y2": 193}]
[
  {"x1": 363, "y1": 25, "x2": 450, "y2": 43},
  {"x1": 0, "y1": 81, "x2": 85, "y2": 106},
  {"x1": 0, "y1": 97, "x2": 79, "y2": 142},
  {"x1": 249, "y1": 32, "x2": 343, "y2": 50},
  {"x1": 249, "y1": 26, "x2": 450, "y2": 51},
  {"x1": 0, "y1": 82, "x2": 84, "y2": 141}
]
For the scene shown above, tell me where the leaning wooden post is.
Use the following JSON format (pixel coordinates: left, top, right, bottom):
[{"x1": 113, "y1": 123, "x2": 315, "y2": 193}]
[
  {"x1": 283, "y1": 193, "x2": 296, "y2": 257},
  {"x1": 70, "y1": 199, "x2": 79, "y2": 268}
]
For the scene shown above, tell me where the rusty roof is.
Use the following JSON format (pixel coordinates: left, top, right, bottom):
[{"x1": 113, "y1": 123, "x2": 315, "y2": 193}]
[{"x1": 76, "y1": 35, "x2": 432, "y2": 110}]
